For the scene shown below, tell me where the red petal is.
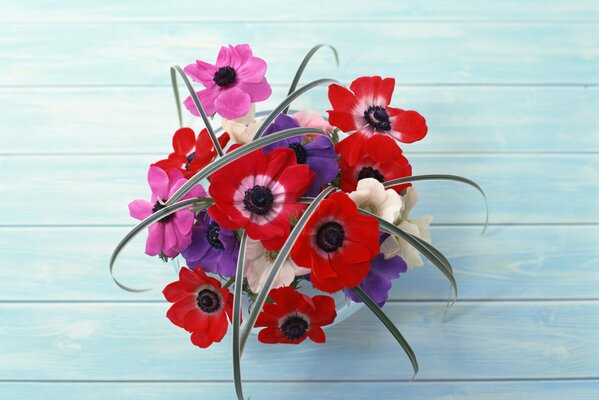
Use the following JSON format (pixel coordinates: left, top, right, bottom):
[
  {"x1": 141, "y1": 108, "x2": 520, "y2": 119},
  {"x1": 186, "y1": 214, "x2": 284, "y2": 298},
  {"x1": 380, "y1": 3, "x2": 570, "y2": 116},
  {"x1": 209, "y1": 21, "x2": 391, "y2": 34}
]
[
  {"x1": 328, "y1": 84, "x2": 357, "y2": 112},
  {"x1": 327, "y1": 110, "x2": 357, "y2": 132},
  {"x1": 264, "y1": 148, "x2": 296, "y2": 182},
  {"x1": 207, "y1": 204, "x2": 241, "y2": 231},
  {"x1": 172, "y1": 127, "x2": 197, "y2": 155},
  {"x1": 377, "y1": 77, "x2": 395, "y2": 106},
  {"x1": 166, "y1": 297, "x2": 198, "y2": 329},
  {"x1": 162, "y1": 280, "x2": 189, "y2": 302},
  {"x1": 190, "y1": 330, "x2": 214, "y2": 348},
  {"x1": 389, "y1": 109, "x2": 428, "y2": 143},
  {"x1": 310, "y1": 296, "x2": 337, "y2": 326},
  {"x1": 308, "y1": 326, "x2": 326, "y2": 343},
  {"x1": 258, "y1": 327, "x2": 283, "y2": 344},
  {"x1": 336, "y1": 133, "x2": 368, "y2": 166},
  {"x1": 350, "y1": 76, "x2": 381, "y2": 103}
]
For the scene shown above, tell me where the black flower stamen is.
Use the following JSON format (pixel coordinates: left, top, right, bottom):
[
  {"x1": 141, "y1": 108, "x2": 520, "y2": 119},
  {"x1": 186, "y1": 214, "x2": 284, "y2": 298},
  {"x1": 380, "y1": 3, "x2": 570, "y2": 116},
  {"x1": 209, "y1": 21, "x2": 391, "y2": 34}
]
[
  {"x1": 185, "y1": 152, "x2": 196, "y2": 171},
  {"x1": 363, "y1": 105, "x2": 391, "y2": 131},
  {"x1": 205, "y1": 221, "x2": 225, "y2": 250},
  {"x1": 152, "y1": 200, "x2": 173, "y2": 223},
  {"x1": 357, "y1": 166, "x2": 385, "y2": 183},
  {"x1": 213, "y1": 66, "x2": 237, "y2": 87},
  {"x1": 316, "y1": 221, "x2": 345, "y2": 252},
  {"x1": 280, "y1": 315, "x2": 309, "y2": 340},
  {"x1": 289, "y1": 142, "x2": 308, "y2": 164},
  {"x1": 243, "y1": 185, "x2": 274, "y2": 215},
  {"x1": 196, "y1": 289, "x2": 221, "y2": 313}
]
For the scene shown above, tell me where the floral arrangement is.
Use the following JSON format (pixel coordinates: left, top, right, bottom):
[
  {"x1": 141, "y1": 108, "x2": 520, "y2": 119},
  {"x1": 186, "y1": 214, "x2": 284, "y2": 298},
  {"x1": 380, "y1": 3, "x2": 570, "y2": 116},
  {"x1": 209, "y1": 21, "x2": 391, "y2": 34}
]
[{"x1": 110, "y1": 44, "x2": 486, "y2": 399}]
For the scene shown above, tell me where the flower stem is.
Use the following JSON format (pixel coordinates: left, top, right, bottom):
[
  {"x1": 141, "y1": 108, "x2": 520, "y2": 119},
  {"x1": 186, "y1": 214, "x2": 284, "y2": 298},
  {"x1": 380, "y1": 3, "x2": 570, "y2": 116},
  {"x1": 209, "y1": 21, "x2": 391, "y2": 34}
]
[{"x1": 223, "y1": 277, "x2": 235, "y2": 289}]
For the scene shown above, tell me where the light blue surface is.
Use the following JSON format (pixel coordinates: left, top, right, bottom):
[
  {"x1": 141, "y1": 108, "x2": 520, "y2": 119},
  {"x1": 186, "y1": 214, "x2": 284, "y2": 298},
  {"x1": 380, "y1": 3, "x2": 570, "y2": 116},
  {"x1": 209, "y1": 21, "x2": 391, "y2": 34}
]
[{"x1": 1, "y1": 1, "x2": 598, "y2": 399}]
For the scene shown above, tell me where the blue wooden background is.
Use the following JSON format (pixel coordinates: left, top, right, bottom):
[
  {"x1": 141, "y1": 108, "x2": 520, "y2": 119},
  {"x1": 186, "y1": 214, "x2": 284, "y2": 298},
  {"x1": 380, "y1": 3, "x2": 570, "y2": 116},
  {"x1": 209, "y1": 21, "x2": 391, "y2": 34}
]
[{"x1": 1, "y1": 1, "x2": 598, "y2": 399}]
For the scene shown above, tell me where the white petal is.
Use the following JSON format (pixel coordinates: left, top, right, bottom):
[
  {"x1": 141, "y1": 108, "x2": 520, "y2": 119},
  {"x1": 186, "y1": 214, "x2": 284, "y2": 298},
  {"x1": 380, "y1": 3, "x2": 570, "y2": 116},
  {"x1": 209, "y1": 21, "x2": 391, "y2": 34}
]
[
  {"x1": 401, "y1": 187, "x2": 419, "y2": 218},
  {"x1": 397, "y1": 221, "x2": 424, "y2": 268}
]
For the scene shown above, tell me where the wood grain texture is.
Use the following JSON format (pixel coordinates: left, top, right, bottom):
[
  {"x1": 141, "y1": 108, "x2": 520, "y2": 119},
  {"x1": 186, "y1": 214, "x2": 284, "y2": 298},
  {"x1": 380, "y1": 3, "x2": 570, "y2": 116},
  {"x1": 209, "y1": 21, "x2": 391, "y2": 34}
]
[
  {"x1": 2, "y1": 381, "x2": 599, "y2": 400},
  {"x1": 1, "y1": 302, "x2": 597, "y2": 380},
  {"x1": 5, "y1": 0, "x2": 599, "y2": 22},
  {"x1": 0, "y1": 225, "x2": 596, "y2": 301},
  {"x1": 1, "y1": 23, "x2": 598, "y2": 86},
  {"x1": 2, "y1": 86, "x2": 597, "y2": 154},
  {"x1": 1, "y1": 154, "x2": 596, "y2": 225}
]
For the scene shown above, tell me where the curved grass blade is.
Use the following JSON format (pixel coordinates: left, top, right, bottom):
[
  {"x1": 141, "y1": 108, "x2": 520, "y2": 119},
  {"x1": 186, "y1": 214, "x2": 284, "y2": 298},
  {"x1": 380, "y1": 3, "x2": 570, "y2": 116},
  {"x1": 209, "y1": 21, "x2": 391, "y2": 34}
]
[
  {"x1": 170, "y1": 67, "x2": 183, "y2": 128},
  {"x1": 282, "y1": 44, "x2": 339, "y2": 114},
  {"x1": 170, "y1": 65, "x2": 224, "y2": 157},
  {"x1": 232, "y1": 233, "x2": 248, "y2": 400},
  {"x1": 252, "y1": 78, "x2": 339, "y2": 141},
  {"x1": 109, "y1": 197, "x2": 211, "y2": 292},
  {"x1": 167, "y1": 128, "x2": 330, "y2": 205},
  {"x1": 350, "y1": 286, "x2": 418, "y2": 378},
  {"x1": 359, "y1": 209, "x2": 457, "y2": 303},
  {"x1": 240, "y1": 187, "x2": 336, "y2": 353},
  {"x1": 383, "y1": 174, "x2": 489, "y2": 235}
]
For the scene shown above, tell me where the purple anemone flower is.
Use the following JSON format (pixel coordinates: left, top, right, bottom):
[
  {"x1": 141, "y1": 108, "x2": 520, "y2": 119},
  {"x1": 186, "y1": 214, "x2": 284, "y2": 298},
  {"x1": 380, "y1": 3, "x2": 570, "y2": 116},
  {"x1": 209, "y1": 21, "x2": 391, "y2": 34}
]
[
  {"x1": 263, "y1": 113, "x2": 338, "y2": 196},
  {"x1": 344, "y1": 235, "x2": 408, "y2": 307},
  {"x1": 181, "y1": 210, "x2": 240, "y2": 277}
]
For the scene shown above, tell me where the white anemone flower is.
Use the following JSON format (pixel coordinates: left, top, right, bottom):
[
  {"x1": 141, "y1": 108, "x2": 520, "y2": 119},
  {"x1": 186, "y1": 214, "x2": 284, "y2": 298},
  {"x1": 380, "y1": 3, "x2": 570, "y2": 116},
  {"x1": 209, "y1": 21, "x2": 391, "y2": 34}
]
[
  {"x1": 347, "y1": 178, "x2": 403, "y2": 223},
  {"x1": 380, "y1": 187, "x2": 433, "y2": 268},
  {"x1": 221, "y1": 104, "x2": 263, "y2": 144},
  {"x1": 244, "y1": 238, "x2": 310, "y2": 293}
]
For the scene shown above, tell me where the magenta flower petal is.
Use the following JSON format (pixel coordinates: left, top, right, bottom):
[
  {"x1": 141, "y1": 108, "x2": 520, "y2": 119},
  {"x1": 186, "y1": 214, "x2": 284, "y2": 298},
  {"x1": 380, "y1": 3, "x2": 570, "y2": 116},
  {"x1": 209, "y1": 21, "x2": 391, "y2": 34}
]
[
  {"x1": 234, "y1": 44, "x2": 253, "y2": 63},
  {"x1": 183, "y1": 62, "x2": 216, "y2": 88},
  {"x1": 146, "y1": 223, "x2": 165, "y2": 256},
  {"x1": 236, "y1": 80, "x2": 272, "y2": 102},
  {"x1": 215, "y1": 87, "x2": 252, "y2": 119},
  {"x1": 147, "y1": 166, "x2": 169, "y2": 200},
  {"x1": 128, "y1": 199, "x2": 152, "y2": 220},
  {"x1": 237, "y1": 58, "x2": 267, "y2": 83}
]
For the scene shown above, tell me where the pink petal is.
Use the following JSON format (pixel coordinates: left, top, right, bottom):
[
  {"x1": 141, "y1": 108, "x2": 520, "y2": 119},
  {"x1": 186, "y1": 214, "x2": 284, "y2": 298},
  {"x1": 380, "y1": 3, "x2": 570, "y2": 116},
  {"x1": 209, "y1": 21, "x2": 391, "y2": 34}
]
[
  {"x1": 128, "y1": 199, "x2": 152, "y2": 221},
  {"x1": 236, "y1": 79, "x2": 272, "y2": 102},
  {"x1": 234, "y1": 44, "x2": 253, "y2": 64},
  {"x1": 145, "y1": 223, "x2": 165, "y2": 256},
  {"x1": 183, "y1": 89, "x2": 218, "y2": 117},
  {"x1": 174, "y1": 210, "x2": 194, "y2": 236},
  {"x1": 215, "y1": 45, "x2": 232, "y2": 68},
  {"x1": 236, "y1": 57, "x2": 267, "y2": 83},
  {"x1": 214, "y1": 87, "x2": 252, "y2": 119},
  {"x1": 166, "y1": 171, "x2": 185, "y2": 195},
  {"x1": 147, "y1": 166, "x2": 169, "y2": 200},
  {"x1": 183, "y1": 62, "x2": 216, "y2": 88},
  {"x1": 164, "y1": 223, "x2": 178, "y2": 253}
]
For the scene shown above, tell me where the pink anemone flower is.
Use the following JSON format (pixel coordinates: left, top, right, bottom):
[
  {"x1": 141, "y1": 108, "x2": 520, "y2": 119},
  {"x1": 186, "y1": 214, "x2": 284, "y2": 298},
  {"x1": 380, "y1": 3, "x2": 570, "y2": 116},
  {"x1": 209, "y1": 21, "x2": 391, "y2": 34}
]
[
  {"x1": 183, "y1": 44, "x2": 272, "y2": 119},
  {"x1": 128, "y1": 166, "x2": 206, "y2": 257}
]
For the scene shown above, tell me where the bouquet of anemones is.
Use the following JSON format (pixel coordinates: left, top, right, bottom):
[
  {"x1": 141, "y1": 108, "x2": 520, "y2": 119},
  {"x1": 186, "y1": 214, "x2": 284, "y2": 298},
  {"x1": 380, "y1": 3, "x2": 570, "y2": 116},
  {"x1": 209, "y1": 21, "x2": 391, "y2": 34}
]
[{"x1": 111, "y1": 44, "x2": 486, "y2": 399}]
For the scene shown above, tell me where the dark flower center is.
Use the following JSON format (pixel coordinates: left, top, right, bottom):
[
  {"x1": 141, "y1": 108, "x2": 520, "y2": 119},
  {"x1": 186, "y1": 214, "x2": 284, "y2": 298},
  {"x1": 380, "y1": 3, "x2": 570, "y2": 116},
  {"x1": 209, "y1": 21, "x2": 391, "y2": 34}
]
[
  {"x1": 185, "y1": 152, "x2": 196, "y2": 171},
  {"x1": 289, "y1": 142, "x2": 308, "y2": 164},
  {"x1": 196, "y1": 289, "x2": 221, "y2": 313},
  {"x1": 205, "y1": 221, "x2": 225, "y2": 250},
  {"x1": 363, "y1": 105, "x2": 391, "y2": 131},
  {"x1": 213, "y1": 66, "x2": 237, "y2": 87},
  {"x1": 357, "y1": 166, "x2": 385, "y2": 183},
  {"x1": 316, "y1": 221, "x2": 345, "y2": 252},
  {"x1": 280, "y1": 315, "x2": 309, "y2": 340},
  {"x1": 152, "y1": 200, "x2": 173, "y2": 223},
  {"x1": 243, "y1": 185, "x2": 274, "y2": 215}
]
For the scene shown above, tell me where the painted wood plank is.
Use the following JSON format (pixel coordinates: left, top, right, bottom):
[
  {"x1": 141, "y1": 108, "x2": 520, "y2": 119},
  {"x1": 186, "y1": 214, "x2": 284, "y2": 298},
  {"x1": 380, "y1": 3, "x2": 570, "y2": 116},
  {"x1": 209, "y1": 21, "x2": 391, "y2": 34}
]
[
  {"x1": 1, "y1": 154, "x2": 596, "y2": 225},
  {"x1": 0, "y1": 226, "x2": 596, "y2": 301},
  {"x1": 2, "y1": 381, "x2": 599, "y2": 400},
  {"x1": 0, "y1": 302, "x2": 596, "y2": 380},
  {"x1": 5, "y1": 0, "x2": 599, "y2": 22},
  {"x1": 2, "y1": 86, "x2": 598, "y2": 154},
  {"x1": 1, "y1": 23, "x2": 597, "y2": 86}
]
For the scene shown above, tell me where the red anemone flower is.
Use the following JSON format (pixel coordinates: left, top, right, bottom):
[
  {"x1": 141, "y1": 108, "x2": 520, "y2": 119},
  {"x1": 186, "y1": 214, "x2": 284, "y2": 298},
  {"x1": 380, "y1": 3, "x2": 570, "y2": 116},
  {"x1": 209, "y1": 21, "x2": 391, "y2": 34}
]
[
  {"x1": 153, "y1": 127, "x2": 230, "y2": 179},
  {"x1": 337, "y1": 134, "x2": 412, "y2": 194},
  {"x1": 291, "y1": 192, "x2": 380, "y2": 293},
  {"x1": 255, "y1": 286, "x2": 336, "y2": 344},
  {"x1": 208, "y1": 148, "x2": 314, "y2": 250},
  {"x1": 163, "y1": 266, "x2": 233, "y2": 348},
  {"x1": 328, "y1": 76, "x2": 427, "y2": 164}
]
